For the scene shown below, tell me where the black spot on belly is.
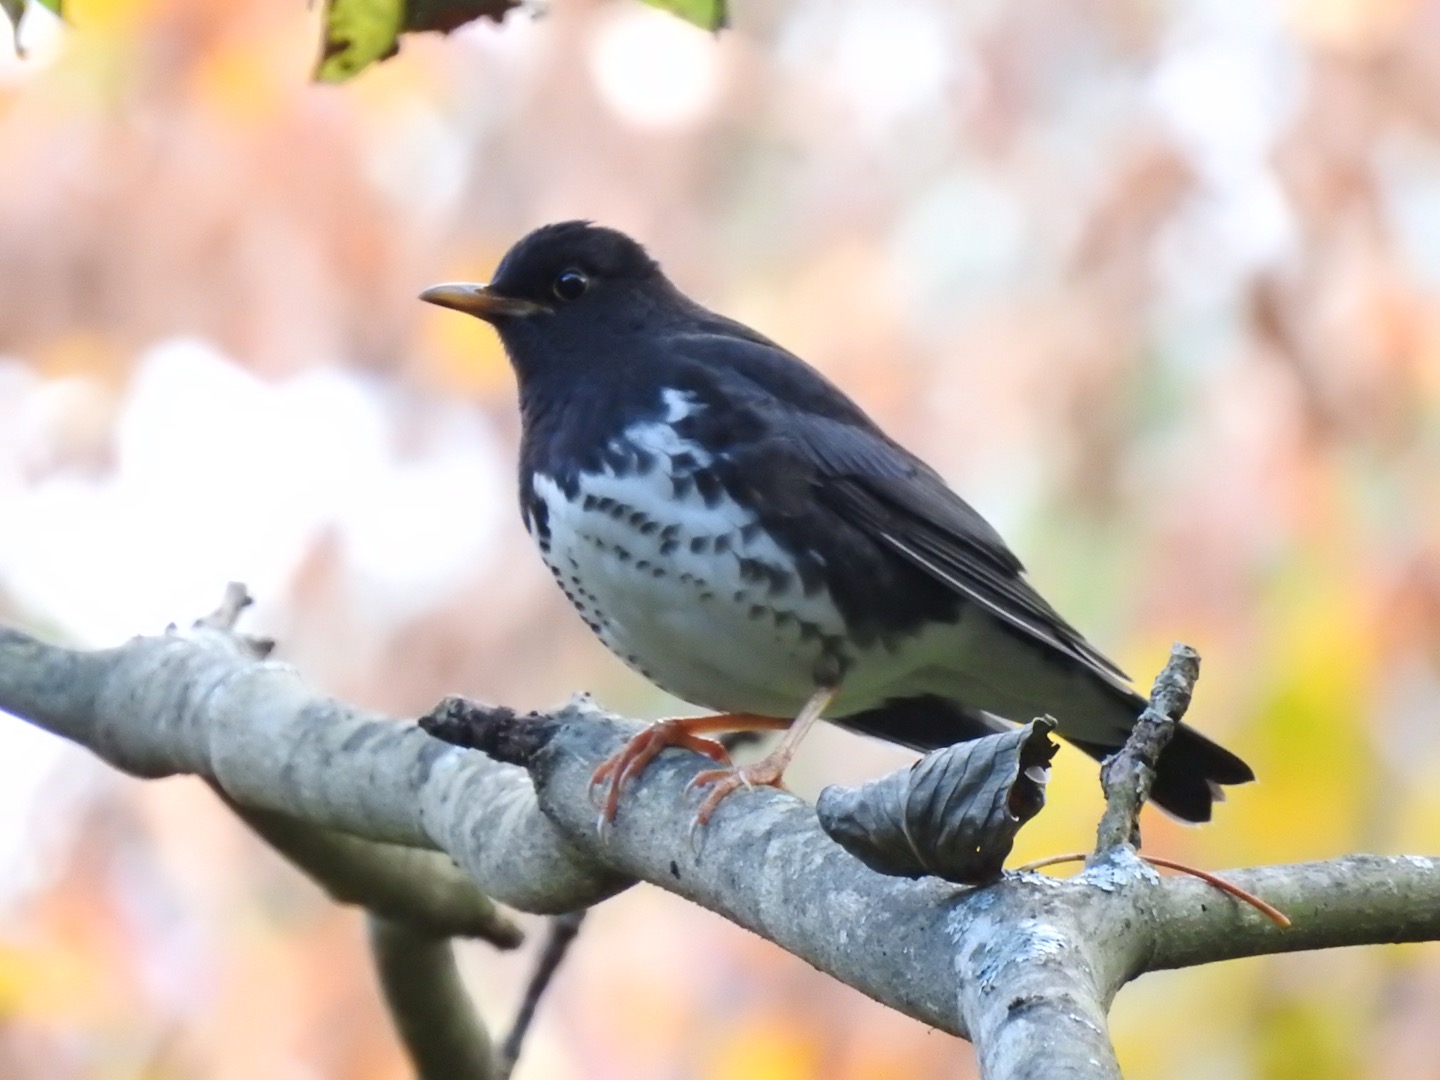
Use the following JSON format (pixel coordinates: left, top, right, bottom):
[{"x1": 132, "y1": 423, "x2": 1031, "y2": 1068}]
[
  {"x1": 689, "y1": 536, "x2": 710, "y2": 554},
  {"x1": 694, "y1": 470, "x2": 723, "y2": 507},
  {"x1": 797, "y1": 559, "x2": 826, "y2": 597},
  {"x1": 737, "y1": 557, "x2": 767, "y2": 584},
  {"x1": 714, "y1": 535, "x2": 732, "y2": 554},
  {"x1": 660, "y1": 539, "x2": 679, "y2": 556},
  {"x1": 740, "y1": 522, "x2": 763, "y2": 544},
  {"x1": 525, "y1": 495, "x2": 552, "y2": 546}
]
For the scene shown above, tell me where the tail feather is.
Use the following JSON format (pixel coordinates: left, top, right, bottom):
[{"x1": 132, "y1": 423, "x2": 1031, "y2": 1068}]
[
  {"x1": 834, "y1": 695, "x2": 1253, "y2": 824},
  {"x1": 1069, "y1": 725, "x2": 1254, "y2": 823}
]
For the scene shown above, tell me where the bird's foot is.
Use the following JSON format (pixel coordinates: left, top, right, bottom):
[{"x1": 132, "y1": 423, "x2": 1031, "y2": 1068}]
[
  {"x1": 685, "y1": 754, "x2": 789, "y2": 839},
  {"x1": 590, "y1": 715, "x2": 783, "y2": 830}
]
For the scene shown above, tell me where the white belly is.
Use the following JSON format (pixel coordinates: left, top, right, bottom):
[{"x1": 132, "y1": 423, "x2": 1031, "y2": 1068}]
[
  {"x1": 527, "y1": 396, "x2": 1124, "y2": 732},
  {"x1": 531, "y1": 461, "x2": 845, "y2": 715}
]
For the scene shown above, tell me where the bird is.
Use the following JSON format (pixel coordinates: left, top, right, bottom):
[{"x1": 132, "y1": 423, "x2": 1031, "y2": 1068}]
[{"x1": 420, "y1": 221, "x2": 1253, "y2": 829}]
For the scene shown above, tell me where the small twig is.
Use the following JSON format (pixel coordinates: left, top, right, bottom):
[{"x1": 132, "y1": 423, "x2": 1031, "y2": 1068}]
[
  {"x1": 1142, "y1": 855, "x2": 1292, "y2": 929},
  {"x1": 1018, "y1": 851, "x2": 1291, "y2": 928},
  {"x1": 1016, "y1": 852, "x2": 1091, "y2": 873},
  {"x1": 498, "y1": 910, "x2": 588, "y2": 1079},
  {"x1": 1093, "y1": 644, "x2": 1201, "y2": 852},
  {"x1": 195, "y1": 582, "x2": 252, "y2": 630},
  {"x1": 191, "y1": 582, "x2": 274, "y2": 656}
]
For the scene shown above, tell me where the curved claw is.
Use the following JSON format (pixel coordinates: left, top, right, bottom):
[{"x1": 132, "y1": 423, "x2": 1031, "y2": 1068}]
[
  {"x1": 685, "y1": 758, "x2": 789, "y2": 842},
  {"x1": 589, "y1": 719, "x2": 736, "y2": 829}
]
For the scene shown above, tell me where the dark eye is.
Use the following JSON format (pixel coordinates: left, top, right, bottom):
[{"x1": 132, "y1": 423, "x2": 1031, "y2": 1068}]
[{"x1": 553, "y1": 269, "x2": 589, "y2": 302}]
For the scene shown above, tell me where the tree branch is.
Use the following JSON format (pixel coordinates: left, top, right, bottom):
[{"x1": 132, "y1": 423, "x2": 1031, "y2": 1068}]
[
  {"x1": 0, "y1": 623, "x2": 625, "y2": 912},
  {"x1": 221, "y1": 790, "x2": 523, "y2": 945},
  {"x1": 2, "y1": 608, "x2": 1439, "y2": 1079},
  {"x1": 369, "y1": 915, "x2": 498, "y2": 1080},
  {"x1": 1146, "y1": 855, "x2": 1440, "y2": 970}
]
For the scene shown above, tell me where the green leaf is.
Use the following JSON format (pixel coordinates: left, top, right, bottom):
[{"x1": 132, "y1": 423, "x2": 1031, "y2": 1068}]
[
  {"x1": 315, "y1": 0, "x2": 405, "y2": 83},
  {"x1": 34, "y1": 0, "x2": 59, "y2": 13},
  {"x1": 639, "y1": 0, "x2": 729, "y2": 32}
]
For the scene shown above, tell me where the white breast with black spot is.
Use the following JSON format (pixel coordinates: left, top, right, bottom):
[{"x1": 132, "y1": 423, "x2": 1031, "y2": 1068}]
[
  {"x1": 527, "y1": 393, "x2": 1142, "y2": 734},
  {"x1": 527, "y1": 390, "x2": 864, "y2": 717}
]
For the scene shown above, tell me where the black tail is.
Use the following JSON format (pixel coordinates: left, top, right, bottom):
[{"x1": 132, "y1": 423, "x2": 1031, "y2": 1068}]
[
  {"x1": 1068, "y1": 724, "x2": 1253, "y2": 823},
  {"x1": 835, "y1": 695, "x2": 1254, "y2": 824}
]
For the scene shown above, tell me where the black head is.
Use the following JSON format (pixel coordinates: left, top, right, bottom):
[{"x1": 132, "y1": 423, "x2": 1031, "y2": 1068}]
[{"x1": 419, "y1": 222, "x2": 674, "y2": 347}]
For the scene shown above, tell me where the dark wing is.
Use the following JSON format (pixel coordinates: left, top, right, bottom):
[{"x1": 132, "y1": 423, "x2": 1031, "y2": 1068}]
[
  {"x1": 673, "y1": 329, "x2": 1127, "y2": 680},
  {"x1": 789, "y1": 412, "x2": 1132, "y2": 687},
  {"x1": 669, "y1": 327, "x2": 1130, "y2": 688}
]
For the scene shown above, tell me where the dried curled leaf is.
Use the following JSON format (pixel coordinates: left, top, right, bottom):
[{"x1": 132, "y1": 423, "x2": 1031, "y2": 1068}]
[{"x1": 816, "y1": 718, "x2": 1058, "y2": 885}]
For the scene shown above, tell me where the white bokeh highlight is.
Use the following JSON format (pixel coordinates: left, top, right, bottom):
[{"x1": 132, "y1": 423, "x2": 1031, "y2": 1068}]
[{"x1": 0, "y1": 339, "x2": 508, "y2": 646}]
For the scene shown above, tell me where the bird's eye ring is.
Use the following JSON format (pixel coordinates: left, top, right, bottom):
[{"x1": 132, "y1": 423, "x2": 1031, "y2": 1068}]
[{"x1": 553, "y1": 269, "x2": 589, "y2": 302}]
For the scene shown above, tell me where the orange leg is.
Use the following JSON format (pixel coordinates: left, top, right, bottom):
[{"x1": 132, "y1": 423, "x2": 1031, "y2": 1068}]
[
  {"x1": 687, "y1": 685, "x2": 838, "y2": 831},
  {"x1": 591, "y1": 714, "x2": 791, "y2": 827}
]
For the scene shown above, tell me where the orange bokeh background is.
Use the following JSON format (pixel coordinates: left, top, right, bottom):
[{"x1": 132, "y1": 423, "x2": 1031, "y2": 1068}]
[{"x1": 2, "y1": 0, "x2": 1440, "y2": 1076}]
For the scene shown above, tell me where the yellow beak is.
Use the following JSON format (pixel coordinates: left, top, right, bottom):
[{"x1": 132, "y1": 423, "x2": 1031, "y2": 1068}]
[{"x1": 418, "y1": 283, "x2": 550, "y2": 321}]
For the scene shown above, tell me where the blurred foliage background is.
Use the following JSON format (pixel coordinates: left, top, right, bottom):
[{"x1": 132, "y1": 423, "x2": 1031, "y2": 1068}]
[{"x1": 1, "y1": 0, "x2": 1439, "y2": 1076}]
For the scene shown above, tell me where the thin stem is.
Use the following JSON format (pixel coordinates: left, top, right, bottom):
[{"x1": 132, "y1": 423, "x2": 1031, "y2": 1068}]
[{"x1": 498, "y1": 910, "x2": 587, "y2": 1079}]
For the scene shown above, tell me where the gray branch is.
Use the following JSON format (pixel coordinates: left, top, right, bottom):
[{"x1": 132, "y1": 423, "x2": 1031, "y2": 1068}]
[
  {"x1": 369, "y1": 916, "x2": 498, "y2": 1080},
  {"x1": 220, "y1": 789, "x2": 524, "y2": 946},
  {"x1": 1093, "y1": 643, "x2": 1199, "y2": 853},
  {"x1": 2, "y1": 615, "x2": 1438, "y2": 1079}
]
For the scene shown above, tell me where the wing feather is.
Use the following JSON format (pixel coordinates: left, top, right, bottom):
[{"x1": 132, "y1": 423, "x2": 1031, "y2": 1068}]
[
  {"x1": 668, "y1": 331, "x2": 1132, "y2": 691},
  {"x1": 785, "y1": 414, "x2": 1132, "y2": 689}
]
